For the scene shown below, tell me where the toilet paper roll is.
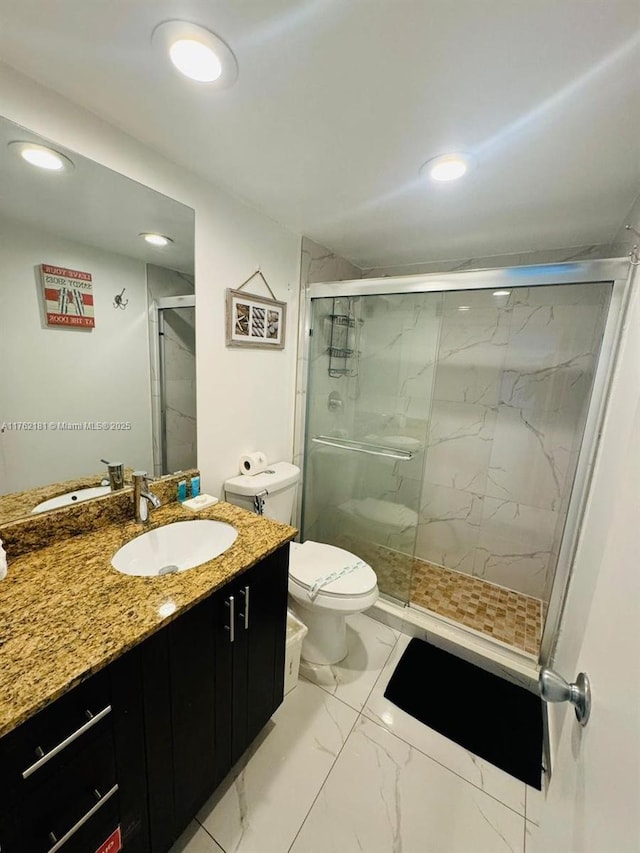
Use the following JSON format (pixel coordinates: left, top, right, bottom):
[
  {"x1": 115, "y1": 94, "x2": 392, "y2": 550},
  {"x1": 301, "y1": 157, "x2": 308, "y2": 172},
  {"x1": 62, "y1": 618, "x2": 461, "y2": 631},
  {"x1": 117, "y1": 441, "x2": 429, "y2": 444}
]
[{"x1": 239, "y1": 452, "x2": 268, "y2": 476}]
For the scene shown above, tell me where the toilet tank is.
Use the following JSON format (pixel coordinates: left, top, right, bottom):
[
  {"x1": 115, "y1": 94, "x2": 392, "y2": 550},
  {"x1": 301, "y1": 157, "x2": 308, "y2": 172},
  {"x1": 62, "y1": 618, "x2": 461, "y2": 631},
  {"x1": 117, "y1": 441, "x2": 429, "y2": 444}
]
[{"x1": 224, "y1": 462, "x2": 300, "y2": 524}]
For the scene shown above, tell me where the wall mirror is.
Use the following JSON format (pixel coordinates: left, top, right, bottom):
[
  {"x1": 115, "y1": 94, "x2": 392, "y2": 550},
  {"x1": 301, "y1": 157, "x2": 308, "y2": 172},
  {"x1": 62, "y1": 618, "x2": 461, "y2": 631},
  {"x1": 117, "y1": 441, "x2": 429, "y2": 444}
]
[{"x1": 0, "y1": 115, "x2": 196, "y2": 524}]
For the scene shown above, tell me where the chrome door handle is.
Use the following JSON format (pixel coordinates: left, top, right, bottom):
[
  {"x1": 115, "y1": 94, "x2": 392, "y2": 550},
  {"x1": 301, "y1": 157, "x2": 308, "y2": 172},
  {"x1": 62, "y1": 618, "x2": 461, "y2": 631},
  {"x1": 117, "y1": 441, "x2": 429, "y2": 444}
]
[
  {"x1": 225, "y1": 596, "x2": 235, "y2": 643},
  {"x1": 239, "y1": 585, "x2": 250, "y2": 630},
  {"x1": 46, "y1": 783, "x2": 118, "y2": 852},
  {"x1": 539, "y1": 668, "x2": 591, "y2": 726},
  {"x1": 22, "y1": 705, "x2": 112, "y2": 778}
]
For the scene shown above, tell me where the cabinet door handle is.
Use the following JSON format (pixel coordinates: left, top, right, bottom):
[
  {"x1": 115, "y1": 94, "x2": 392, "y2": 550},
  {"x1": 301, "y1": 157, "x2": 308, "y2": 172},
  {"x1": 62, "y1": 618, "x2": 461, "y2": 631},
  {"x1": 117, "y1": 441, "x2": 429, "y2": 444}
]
[
  {"x1": 225, "y1": 596, "x2": 235, "y2": 643},
  {"x1": 22, "y1": 705, "x2": 112, "y2": 779},
  {"x1": 239, "y1": 585, "x2": 250, "y2": 630},
  {"x1": 46, "y1": 783, "x2": 118, "y2": 853}
]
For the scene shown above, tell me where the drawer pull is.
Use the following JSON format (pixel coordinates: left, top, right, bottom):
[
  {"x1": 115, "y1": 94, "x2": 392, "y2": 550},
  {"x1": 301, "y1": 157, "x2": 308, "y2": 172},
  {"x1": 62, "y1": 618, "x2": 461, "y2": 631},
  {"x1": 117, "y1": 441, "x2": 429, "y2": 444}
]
[
  {"x1": 239, "y1": 585, "x2": 250, "y2": 630},
  {"x1": 225, "y1": 596, "x2": 235, "y2": 644},
  {"x1": 46, "y1": 783, "x2": 118, "y2": 853},
  {"x1": 22, "y1": 705, "x2": 112, "y2": 779}
]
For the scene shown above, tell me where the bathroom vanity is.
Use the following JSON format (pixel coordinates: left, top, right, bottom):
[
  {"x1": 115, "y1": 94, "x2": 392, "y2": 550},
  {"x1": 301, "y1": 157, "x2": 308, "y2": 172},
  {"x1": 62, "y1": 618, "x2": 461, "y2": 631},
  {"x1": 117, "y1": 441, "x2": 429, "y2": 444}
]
[{"x1": 0, "y1": 499, "x2": 295, "y2": 852}]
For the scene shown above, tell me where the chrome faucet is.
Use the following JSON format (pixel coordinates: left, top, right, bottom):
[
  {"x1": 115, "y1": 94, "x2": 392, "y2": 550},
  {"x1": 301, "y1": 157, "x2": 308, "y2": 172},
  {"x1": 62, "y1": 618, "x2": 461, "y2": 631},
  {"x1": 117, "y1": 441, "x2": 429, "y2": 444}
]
[
  {"x1": 101, "y1": 458, "x2": 124, "y2": 491},
  {"x1": 132, "y1": 471, "x2": 162, "y2": 523}
]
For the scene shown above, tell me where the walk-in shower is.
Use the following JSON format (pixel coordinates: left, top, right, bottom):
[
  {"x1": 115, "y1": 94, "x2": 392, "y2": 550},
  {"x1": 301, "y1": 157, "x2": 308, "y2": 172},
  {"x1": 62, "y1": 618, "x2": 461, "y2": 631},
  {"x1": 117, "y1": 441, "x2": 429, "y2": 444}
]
[{"x1": 298, "y1": 260, "x2": 630, "y2": 663}]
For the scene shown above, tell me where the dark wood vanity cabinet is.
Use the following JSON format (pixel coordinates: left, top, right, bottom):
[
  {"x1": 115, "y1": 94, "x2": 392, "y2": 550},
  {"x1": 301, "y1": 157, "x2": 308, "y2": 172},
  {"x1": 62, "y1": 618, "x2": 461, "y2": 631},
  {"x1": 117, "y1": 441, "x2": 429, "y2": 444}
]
[
  {"x1": 147, "y1": 545, "x2": 289, "y2": 850},
  {"x1": 0, "y1": 544, "x2": 289, "y2": 853},
  {"x1": 0, "y1": 668, "x2": 124, "y2": 853}
]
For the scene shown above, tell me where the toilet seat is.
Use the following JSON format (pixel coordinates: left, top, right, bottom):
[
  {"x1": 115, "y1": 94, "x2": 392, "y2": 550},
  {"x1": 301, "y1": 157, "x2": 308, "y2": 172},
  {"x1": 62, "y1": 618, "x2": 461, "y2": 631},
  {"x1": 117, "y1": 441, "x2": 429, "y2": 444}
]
[
  {"x1": 289, "y1": 541, "x2": 377, "y2": 597},
  {"x1": 287, "y1": 540, "x2": 379, "y2": 662}
]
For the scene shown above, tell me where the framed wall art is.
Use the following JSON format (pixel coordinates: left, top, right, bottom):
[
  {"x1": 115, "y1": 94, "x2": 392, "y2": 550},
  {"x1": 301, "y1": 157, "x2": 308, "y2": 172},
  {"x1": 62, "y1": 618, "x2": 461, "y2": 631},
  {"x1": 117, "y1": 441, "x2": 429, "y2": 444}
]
[
  {"x1": 40, "y1": 263, "x2": 95, "y2": 328},
  {"x1": 225, "y1": 269, "x2": 287, "y2": 350}
]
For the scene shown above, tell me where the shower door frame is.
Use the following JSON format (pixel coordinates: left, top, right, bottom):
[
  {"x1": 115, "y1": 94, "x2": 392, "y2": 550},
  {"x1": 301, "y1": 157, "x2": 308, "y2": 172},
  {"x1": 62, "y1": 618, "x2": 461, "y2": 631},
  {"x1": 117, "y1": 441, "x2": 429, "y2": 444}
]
[{"x1": 295, "y1": 258, "x2": 632, "y2": 665}]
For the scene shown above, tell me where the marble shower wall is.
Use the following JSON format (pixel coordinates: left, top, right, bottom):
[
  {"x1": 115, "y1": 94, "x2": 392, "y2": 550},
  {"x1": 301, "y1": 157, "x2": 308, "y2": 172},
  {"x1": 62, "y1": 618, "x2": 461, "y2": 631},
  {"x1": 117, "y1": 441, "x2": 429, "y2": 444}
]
[{"x1": 417, "y1": 283, "x2": 612, "y2": 600}]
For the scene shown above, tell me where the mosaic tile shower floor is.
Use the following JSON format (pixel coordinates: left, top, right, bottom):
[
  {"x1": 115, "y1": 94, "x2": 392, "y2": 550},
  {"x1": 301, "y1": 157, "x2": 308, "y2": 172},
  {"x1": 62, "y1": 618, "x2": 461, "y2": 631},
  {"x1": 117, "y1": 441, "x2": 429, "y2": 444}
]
[
  {"x1": 408, "y1": 560, "x2": 543, "y2": 657},
  {"x1": 335, "y1": 534, "x2": 544, "y2": 658},
  {"x1": 334, "y1": 535, "x2": 543, "y2": 657}
]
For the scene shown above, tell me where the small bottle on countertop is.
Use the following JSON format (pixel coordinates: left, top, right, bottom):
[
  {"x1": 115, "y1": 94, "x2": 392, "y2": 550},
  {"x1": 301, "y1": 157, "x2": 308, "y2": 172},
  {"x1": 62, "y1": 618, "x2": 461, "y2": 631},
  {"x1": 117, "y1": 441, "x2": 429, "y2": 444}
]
[
  {"x1": 0, "y1": 537, "x2": 7, "y2": 580},
  {"x1": 177, "y1": 479, "x2": 187, "y2": 502},
  {"x1": 190, "y1": 475, "x2": 200, "y2": 498}
]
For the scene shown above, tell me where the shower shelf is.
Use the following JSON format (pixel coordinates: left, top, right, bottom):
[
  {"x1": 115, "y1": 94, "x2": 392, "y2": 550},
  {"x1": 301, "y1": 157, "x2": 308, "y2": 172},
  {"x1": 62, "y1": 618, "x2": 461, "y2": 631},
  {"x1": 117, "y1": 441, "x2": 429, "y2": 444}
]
[
  {"x1": 327, "y1": 300, "x2": 360, "y2": 379},
  {"x1": 329, "y1": 314, "x2": 361, "y2": 328}
]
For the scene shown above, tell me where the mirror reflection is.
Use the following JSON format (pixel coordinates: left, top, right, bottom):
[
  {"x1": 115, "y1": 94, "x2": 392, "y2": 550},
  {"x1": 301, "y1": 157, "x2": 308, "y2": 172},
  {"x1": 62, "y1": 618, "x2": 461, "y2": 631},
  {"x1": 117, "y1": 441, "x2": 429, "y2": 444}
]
[{"x1": 0, "y1": 116, "x2": 196, "y2": 523}]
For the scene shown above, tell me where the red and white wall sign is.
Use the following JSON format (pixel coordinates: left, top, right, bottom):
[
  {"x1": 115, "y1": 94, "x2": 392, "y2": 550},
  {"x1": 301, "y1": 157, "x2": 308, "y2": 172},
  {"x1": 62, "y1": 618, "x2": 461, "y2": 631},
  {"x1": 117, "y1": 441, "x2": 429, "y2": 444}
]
[{"x1": 40, "y1": 263, "x2": 95, "y2": 328}]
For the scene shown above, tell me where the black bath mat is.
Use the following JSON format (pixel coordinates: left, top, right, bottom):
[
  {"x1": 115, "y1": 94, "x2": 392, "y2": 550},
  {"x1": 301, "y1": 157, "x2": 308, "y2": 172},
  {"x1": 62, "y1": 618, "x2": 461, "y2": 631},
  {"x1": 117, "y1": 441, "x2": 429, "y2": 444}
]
[{"x1": 384, "y1": 638, "x2": 543, "y2": 789}]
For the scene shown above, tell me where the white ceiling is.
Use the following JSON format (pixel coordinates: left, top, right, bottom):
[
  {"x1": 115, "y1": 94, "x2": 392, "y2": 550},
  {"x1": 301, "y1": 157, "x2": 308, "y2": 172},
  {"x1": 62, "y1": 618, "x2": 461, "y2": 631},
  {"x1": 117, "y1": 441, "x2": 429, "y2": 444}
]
[
  {"x1": 0, "y1": 116, "x2": 195, "y2": 272},
  {"x1": 0, "y1": 0, "x2": 638, "y2": 269}
]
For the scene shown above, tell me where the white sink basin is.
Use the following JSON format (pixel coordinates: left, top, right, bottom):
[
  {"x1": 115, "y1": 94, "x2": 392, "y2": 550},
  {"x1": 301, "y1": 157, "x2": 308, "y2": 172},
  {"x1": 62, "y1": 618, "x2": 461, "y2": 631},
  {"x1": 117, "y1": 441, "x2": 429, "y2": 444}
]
[
  {"x1": 111, "y1": 520, "x2": 238, "y2": 577},
  {"x1": 32, "y1": 485, "x2": 112, "y2": 514}
]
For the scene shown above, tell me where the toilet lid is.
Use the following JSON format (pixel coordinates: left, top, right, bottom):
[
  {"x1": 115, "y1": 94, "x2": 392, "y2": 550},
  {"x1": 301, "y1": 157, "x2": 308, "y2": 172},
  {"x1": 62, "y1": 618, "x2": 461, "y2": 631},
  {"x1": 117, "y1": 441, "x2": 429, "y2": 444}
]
[{"x1": 289, "y1": 541, "x2": 377, "y2": 596}]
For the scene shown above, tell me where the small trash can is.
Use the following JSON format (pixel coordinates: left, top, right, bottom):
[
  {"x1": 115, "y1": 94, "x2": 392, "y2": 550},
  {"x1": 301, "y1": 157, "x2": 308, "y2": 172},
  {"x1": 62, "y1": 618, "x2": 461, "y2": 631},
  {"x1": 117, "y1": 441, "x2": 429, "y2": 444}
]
[{"x1": 284, "y1": 609, "x2": 308, "y2": 695}]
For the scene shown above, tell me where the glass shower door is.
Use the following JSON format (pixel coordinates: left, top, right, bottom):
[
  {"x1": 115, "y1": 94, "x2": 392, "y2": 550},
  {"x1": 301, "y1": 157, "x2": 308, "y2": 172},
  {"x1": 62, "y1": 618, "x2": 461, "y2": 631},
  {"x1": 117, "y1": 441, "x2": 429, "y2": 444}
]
[
  {"x1": 302, "y1": 292, "x2": 443, "y2": 603},
  {"x1": 158, "y1": 305, "x2": 197, "y2": 474}
]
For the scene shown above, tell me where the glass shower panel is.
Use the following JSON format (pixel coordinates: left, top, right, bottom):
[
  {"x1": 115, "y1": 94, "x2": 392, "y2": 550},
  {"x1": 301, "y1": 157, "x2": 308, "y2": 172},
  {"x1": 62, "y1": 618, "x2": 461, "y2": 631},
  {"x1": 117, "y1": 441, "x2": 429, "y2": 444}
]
[
  {"x1": 417, "y1": 283, "x2": 612, "y2": 608},
  {"x1": 159, "y1": 306, "x2": 197, "y2": 474},
  {"x1": 302, "y1": 292, "x2": 443, "y2": 603}
]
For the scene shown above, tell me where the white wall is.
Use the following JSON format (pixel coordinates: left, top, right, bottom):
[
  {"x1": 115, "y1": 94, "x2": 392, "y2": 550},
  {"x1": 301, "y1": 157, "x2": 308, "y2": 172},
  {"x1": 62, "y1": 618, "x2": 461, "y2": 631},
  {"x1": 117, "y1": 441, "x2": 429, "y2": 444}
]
[
  {"x1": 0, "y1": 63, "x2": 301, "y2": 498},
  {"x1": 0, "y1": 214, "x2": 153, "y2": 491}
]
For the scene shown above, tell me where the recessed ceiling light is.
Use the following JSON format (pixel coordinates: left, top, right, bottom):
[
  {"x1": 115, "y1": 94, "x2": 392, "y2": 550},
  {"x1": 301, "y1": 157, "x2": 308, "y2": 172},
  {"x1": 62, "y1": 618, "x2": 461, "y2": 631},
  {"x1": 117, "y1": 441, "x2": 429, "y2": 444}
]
[
  {"x1": 420, "y1": 153, "x2": 471, "y2": 183},
  {"x1": 170, "y1": 39, "x2": 222, "y2": 82},
  {"x1": 458, "y1": 305, "x2": 470, "y2": 312},
  {"x1": 140, "y1": 233, "x2": 173, "y2": 247},
  {"x1": 493, "y1": 290, "x2": 511, "y2": 296},
  {"x1": 152, "y1": 20, "x2": 238, "y2": 88},
  {"x1": 9, "y1": 141, "x2": 74, "y2": 172}
]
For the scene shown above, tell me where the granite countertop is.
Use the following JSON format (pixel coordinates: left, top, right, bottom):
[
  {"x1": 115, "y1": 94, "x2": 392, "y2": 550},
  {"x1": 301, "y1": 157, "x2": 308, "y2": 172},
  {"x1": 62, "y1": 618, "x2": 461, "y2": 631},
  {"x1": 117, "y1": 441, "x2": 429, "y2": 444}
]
[{"x1": 0, "y1": 501, "x2": 296, "y2": 738}]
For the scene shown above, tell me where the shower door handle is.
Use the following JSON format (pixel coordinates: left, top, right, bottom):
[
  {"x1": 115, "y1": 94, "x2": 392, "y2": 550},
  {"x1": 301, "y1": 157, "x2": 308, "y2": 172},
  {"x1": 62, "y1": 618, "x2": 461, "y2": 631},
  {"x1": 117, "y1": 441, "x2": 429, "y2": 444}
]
[{"x1": 312, "y1": 435, "x2": 414, "y2": 461}]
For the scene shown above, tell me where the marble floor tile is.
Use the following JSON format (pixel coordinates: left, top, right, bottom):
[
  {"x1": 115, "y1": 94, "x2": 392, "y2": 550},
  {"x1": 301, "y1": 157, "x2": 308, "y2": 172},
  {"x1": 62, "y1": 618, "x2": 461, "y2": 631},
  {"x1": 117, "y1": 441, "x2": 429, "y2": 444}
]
[
  {"x1": 299, "y1": 613, "x2": 400, "y2": 711},
  {"x1": 525, "y1": 783, "x2": 545, "y2": 825},
  {"x1": 290, "y1": 716, "x2": 525, "y2": 853},
  {"x1": 525, "y1": 819, "x2": 539, "y2": 852},
  {"x1": 197, "y1": 679, "x2": 358, "y2": 853},
  {"x1": 170, "y1": 821, "x2": 224, "y2": 853},
  {"x1": 362, "y1": 634, "x2": 527, "y2": 815}
]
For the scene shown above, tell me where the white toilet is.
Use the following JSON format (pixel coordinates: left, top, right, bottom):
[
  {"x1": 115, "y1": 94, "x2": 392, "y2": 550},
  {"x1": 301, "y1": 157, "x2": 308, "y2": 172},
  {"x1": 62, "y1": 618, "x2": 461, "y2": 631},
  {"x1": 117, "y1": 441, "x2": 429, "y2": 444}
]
[{"x1": 224, "y1": 462, "x2": 378, "y2": 665}]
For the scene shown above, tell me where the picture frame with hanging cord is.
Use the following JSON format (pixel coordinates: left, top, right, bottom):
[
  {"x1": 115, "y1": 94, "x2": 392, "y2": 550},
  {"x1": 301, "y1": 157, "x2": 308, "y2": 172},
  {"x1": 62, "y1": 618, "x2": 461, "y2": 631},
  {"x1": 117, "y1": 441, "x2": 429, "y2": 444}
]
[{"x1": 225, "y1": 269, "x2": 287, "y2": 349}]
